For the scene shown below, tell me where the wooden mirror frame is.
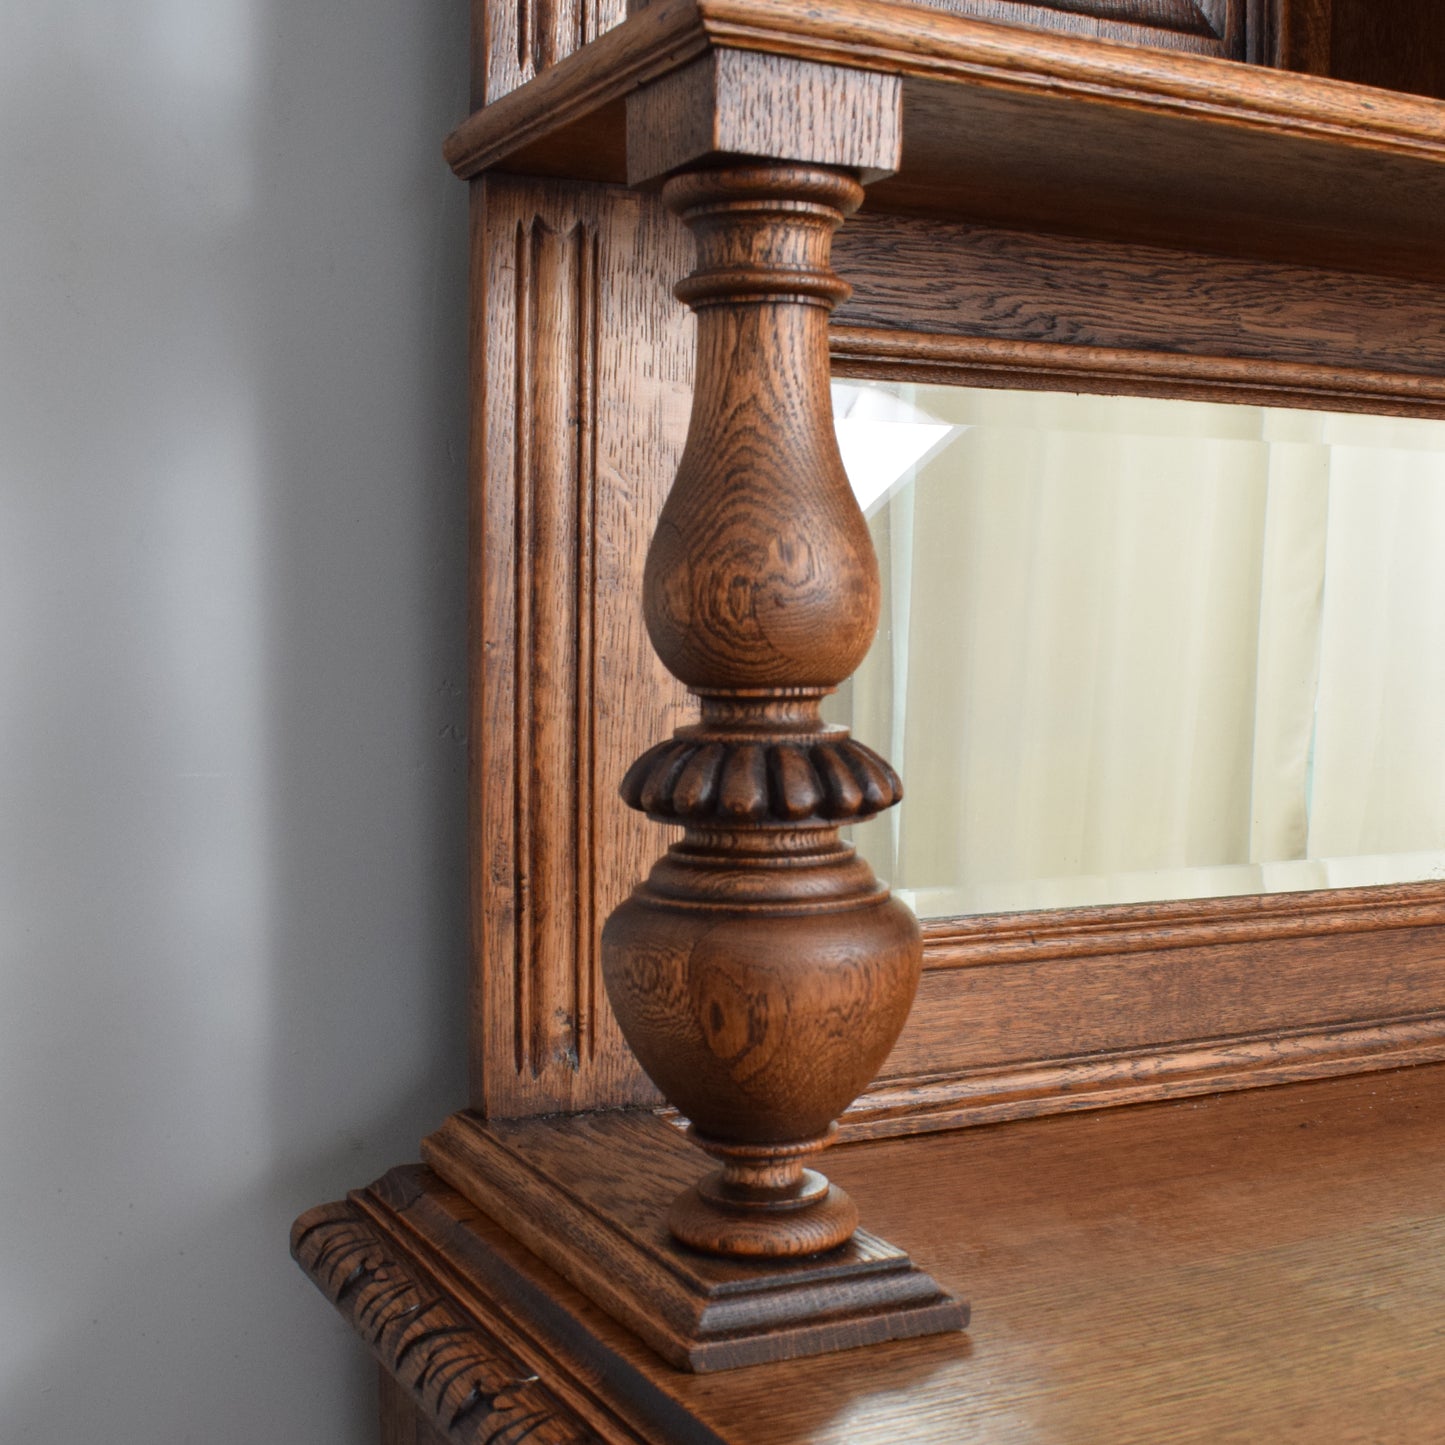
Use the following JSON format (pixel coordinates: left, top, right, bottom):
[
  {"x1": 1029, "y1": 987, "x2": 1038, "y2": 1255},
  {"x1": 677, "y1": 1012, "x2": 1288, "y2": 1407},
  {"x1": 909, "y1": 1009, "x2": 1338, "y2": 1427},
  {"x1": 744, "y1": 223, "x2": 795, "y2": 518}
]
[
  {"x1": 825, "y1": 227, "x2": 1445, "y2": 1135},
  {"x1": 461, "y1": 172, "x2": 1445, "y2": 1147}
]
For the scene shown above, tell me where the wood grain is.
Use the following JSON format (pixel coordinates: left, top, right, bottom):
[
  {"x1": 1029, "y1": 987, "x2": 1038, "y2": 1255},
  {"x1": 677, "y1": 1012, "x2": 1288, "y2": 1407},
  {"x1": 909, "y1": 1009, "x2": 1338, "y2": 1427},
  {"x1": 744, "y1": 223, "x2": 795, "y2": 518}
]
[
  {"x1": 600, "y1": 160, "x2": 924, "y2": 1258},
  {"x1": 446, "y1": 1, "x2": 708, "y2": 180},
  {"x1": 509, "y1": 210, "x2": 600, "y2": 1077},
  {"x1": 381, "y1": 1068, "x2": 1445, "y2": 1441},
  {"x1": 308, "y1": 0, "x2": 1445, "y2": 1435},
  {"x1": 446, "y1": 0, "x2": 1445, "y2": 169},
  {"x1": 469, "y1": 183, "x2": 1445, "y2": 1133},
  {"x1": 868, "y1": 887, "x2": 1445, "y2": 1111},
  {"x1": 1325, "y1": 0, "x2": 1445, "y2": 102},
  {"x1": 849, "y1": 1015, "x2": 1445, "y2": 1137},
  {"x1": 470, "y1": 175, "x2": 691, "y2": 1117},
  {"x1": 1267, "y1": 0, "x2": 1332, "y2": 73},
  {"x1": 832, "y1": 212, "x2": 1445, "y2": 377},
  {"x1": 906, "y1": 0, "x2": 1243, "y2": 57},
  {"x1": 866, "y1": 74, "x2": 1445, "y2": 278},
  {"x1": 626, "y1": 51, "x2": 901, "y2": 186},
  {"x1": 444, "y1": 0, "x2": 1445, "y2": 278},
  {"x1": 844, "y1": 889, "x2": 1445, "y2": 1135},
  {"x1": 423, "y1": 1111, "x2": 966, "y2": 1371},
  {"x1": 831, "y1": 327, "x2": 1445, "y2": 418},
  {"x1": 687, "y1": 0, "x2": 1444, "y2": 157},
  {"x1": 922, "y1": 879, "x2": 1445, "y2": 967},
  {"x1": 480, "y1": 0, "x2": 628, "y2": 105},
  {"x1": 751, "y1": 1067, "x2": 1445, "y2": 1442},
  {"x1": 291, "y1": 1196, "x2": 592, "y2": 1443},
  {"x1": 467, "y1": 182, "x2": 1445, "y2": 1136}
]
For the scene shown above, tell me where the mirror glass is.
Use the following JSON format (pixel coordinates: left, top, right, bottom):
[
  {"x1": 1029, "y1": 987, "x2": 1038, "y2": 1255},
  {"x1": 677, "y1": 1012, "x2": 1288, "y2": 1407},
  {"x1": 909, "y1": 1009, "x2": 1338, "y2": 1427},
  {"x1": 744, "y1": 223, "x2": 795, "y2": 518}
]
[{"x1": 827, "y1": 380, "x2": 1445, "y2": 919}]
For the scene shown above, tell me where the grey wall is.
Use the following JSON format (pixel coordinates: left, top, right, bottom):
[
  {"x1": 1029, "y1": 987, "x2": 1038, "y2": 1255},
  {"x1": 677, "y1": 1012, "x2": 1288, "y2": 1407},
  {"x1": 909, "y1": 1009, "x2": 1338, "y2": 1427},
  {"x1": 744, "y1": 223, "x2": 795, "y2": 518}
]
[{"x1": 0, "y1": 3, "x2": 471, "y2": 1440}]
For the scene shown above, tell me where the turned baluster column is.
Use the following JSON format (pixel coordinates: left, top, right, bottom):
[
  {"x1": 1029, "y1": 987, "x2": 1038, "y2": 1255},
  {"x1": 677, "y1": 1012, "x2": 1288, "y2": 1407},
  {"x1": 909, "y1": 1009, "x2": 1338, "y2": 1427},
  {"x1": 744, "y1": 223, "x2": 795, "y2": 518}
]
[{"x1": 601, "y1": 157, "x2": 921, "y2": 1258}]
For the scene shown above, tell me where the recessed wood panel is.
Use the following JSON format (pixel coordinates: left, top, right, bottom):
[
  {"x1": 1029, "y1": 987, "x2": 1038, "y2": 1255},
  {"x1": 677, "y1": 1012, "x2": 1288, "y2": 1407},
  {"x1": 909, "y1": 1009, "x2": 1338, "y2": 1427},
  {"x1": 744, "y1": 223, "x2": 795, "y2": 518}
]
[
  {"x1": 904, "y1": 0, "x2": 1245, "y2": 59},
  {"x1": 470, "y1": 175, "x2": 690, "y2": 1116}
]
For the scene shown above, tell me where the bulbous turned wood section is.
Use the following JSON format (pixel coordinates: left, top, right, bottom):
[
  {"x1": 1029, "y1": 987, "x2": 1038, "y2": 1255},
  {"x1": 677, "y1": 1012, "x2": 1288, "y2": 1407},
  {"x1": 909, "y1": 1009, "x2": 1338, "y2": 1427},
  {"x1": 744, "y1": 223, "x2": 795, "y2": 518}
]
[{"x1": 601, "y1": 162, "x2": 923, "y2": 1259}]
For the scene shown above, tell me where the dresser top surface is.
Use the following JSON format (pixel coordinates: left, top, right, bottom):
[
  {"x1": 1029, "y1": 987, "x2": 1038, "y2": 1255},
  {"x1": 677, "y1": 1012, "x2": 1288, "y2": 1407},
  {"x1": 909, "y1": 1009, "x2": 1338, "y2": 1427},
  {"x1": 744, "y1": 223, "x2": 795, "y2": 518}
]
[{"x1": 383, "y1": 1064, "x2": 1445, "y2": 1442}]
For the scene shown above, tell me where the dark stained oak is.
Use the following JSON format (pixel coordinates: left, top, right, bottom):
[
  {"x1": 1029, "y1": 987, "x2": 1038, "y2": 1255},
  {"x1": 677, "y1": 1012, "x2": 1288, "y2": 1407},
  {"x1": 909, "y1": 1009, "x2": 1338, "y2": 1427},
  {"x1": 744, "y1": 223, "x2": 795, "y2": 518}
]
[
  {"x1": 465, "y1": 174, "x2": 1445, "y2": 1137},
  {"x1": 452, "y1": 16, "x2": 1445, "y2": 1164},
  {"x1": 832, "y1": 327, "x2": 1445, "y2": 418},
  {"x1": 477, "y1": 0, "x2": 628, "y2": 105},
  {"x1": 1324, "y1": 0, "x2": 1445, "y2": 101},
  {"x1": 1267, "y1": 0, "x2": 1333, "y2": 75},
  {"x1": 1273, "y1": 0, "x2": 1445, "y2": 101},
  {"x1": 291, "y1": 1195, "x2": 593, "y2": 1443},
  {"x1": 735, "y1": 1065, "x2": 1445, "y2": 1443},
  {"x1": 625, "y1": 51, "x2": 902, "y2": 187}
]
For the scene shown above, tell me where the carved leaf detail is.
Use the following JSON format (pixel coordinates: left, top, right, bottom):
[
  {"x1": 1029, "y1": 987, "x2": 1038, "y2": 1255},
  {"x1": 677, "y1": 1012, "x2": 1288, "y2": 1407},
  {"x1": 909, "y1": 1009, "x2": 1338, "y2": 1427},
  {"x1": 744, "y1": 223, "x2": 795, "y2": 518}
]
[
  {"x1": 621, "y1": 736, "x2": 903, "y2": 825},
  {"x1": 292, "y1": 1201, "x2": 596, "y2": 1445}
]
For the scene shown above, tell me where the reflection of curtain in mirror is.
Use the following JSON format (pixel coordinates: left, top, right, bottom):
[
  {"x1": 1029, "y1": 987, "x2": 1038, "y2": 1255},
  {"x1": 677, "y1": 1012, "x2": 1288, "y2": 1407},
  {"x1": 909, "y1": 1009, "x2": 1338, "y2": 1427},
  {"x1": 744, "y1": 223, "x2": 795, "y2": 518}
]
[
  {"x1": 1310, "y1": 434, "x2": 1445, "y2": 880},
  {"x1": 830, "y1": 390, "x2": 1445, "y2": 916}
]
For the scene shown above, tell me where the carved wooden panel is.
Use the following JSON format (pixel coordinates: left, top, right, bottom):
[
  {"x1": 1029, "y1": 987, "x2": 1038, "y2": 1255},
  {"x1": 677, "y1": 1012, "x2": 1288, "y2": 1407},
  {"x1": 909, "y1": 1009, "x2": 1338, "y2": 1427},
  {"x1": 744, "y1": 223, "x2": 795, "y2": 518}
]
[
  {"x1": 911, "y1": 0, "x2": 1247, "y2": 56},
  {"x1": 293, "y1": 1193, "x2": 592, "y2": 1444},
  {"x1": 476, "y1": 0, "x2": 628, "y2": 105},
  {"x1": 471, "y1": 175, "x2": 691, "y2": 1117}
]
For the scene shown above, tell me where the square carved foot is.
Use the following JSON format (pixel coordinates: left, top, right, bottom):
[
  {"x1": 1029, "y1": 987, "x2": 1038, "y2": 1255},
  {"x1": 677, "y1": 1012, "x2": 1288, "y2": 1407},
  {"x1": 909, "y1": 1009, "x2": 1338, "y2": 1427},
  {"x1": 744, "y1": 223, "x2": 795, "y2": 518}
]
[{"x1": 422, "y1": 1110, "x2": 968, "y2": 1372}]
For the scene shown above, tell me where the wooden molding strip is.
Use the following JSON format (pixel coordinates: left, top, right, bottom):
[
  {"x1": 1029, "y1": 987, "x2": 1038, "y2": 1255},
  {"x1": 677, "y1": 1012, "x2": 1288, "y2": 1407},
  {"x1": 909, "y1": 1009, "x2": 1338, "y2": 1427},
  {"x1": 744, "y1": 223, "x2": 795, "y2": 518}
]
[
  {"x1": 876, "y1": 884, "x2": 1445, "y2": 1105},
  {"x1": 509, "y1": 213, "x2": 603, "y2": 1079},
  {"x1": 917, "y1": 881, "x2": 1445, "y2": 969},
  {"x1": 694, "y1": 0, "x2": 1445, "y2": 161},
  {"x1": 290, "y1": 1196, "x2": 593, "y2": 1444},
  {"x1": 842, "y1": 1012, "x2": 1445, "y2": 1139},
  {"x1": 830, "y1": 326, "x2": 1445, "y2": 418},
  {"x1": 445, "y1": 0, "x2": 1445, "y2": 181}
]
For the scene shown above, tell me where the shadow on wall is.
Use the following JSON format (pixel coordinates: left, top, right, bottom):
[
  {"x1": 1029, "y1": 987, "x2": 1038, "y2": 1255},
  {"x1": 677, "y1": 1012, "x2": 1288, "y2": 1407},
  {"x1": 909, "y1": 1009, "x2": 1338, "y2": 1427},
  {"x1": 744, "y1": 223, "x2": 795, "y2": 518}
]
[{"x1": 0, "y1": 2, "x2": 470, "y2": 1441}]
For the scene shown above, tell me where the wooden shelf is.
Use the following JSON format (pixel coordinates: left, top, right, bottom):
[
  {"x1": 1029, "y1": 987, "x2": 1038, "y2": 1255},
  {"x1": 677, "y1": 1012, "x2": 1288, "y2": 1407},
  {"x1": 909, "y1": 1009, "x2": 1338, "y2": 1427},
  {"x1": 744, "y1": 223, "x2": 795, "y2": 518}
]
[
  {"x1": 301, "y1": 1065, "x2": 1445, "y2": 1442},
  {"x1": 444, "y1": 0, "x2": 1445, "y2": 277}
]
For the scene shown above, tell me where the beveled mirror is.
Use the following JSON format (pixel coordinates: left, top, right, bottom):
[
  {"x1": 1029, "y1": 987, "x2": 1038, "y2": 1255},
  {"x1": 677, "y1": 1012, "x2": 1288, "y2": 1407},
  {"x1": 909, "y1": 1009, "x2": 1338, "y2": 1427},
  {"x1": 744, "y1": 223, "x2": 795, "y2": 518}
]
[{"x1": 829, "y1": 381, "x2": 1445, "y2": 919}]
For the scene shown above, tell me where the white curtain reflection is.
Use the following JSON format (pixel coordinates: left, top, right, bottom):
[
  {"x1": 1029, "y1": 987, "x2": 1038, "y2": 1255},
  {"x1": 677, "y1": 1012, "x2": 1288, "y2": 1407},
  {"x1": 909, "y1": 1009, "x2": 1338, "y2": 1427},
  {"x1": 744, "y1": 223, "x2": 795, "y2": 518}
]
[{"x1": 829, "y1": 383, "x2": 1445, "y2": 916}]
